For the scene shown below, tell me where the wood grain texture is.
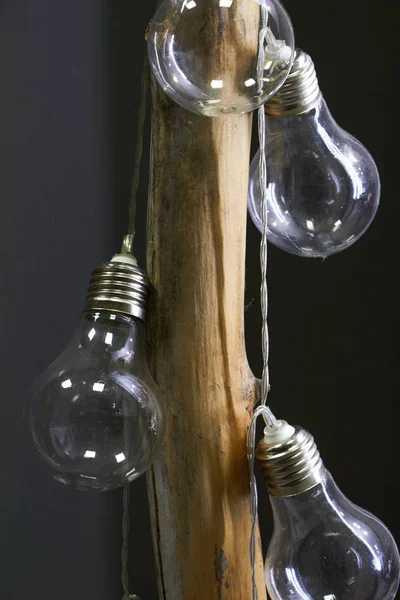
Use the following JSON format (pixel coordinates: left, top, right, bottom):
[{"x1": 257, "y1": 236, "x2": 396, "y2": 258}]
[{"x1": 146, "y1": 2, "x2": 267, "y2": 598}]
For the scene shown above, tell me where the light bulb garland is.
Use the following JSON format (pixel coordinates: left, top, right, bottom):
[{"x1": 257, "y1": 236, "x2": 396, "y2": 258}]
[
  {"x1": 25, "y1": 3, "x2": 398, "y2": 599},
  {"x1": 245, "y1": 23, "x2": 399, "y2": 600},
  {"x1": 247, "y1": 117, "x2": 400, "y2": 591}
]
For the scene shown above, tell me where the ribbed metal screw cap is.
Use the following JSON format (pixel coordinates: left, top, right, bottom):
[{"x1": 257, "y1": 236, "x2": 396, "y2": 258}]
[
  {"x1": 256, "y1": 426, "x2": 327, "y2": 497},
  {"x1": 265, "y1": 48, "x2": 322, "y2": 118},
  {"x1": 84, "y1": 260, "x2": 148, "y2": 322}
]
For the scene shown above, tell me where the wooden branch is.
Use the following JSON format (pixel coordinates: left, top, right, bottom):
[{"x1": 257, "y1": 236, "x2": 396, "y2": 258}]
[{"x1": 146, "y1": 3, "x2": 267, "y2": 599}]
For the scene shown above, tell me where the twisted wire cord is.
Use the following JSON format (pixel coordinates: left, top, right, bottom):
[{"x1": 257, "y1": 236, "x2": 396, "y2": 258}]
[
  {"x1": 249, "y1": 8, "x2": 279, "y2": 600},
  {"x1": 121, "y1": 52, "x2": 150, "y2": 600},
  {"x1": 121, "y1": 484, "x2": 132, "y2": 599},
  {"x1": 256, "y1": 9, "x2": 276, "y2": 420},
  {"x1": 127, "y1": 54, "x2": 150, "y2": 243}
]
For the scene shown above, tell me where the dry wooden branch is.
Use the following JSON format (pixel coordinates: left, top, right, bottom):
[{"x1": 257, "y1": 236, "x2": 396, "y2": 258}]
[{"x1": 146, "y1": 2, "x2": 267, "y2": 598}]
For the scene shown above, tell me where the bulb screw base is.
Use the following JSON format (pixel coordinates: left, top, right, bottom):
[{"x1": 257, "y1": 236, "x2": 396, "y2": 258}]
[
  {"x1": 84, "y1": 256, "x2": 149, "y2": 322},
  {"x1": 265, "y1": 48, "x2": 322, "y2": 118},
  {"x1": 256, "y1": 426, "x2": 326, "y2": 497}
]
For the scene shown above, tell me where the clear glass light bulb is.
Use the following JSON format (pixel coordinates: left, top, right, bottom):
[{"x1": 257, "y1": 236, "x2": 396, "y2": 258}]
[
  {"x1": 148, "y1": 0, "x2": 295, "y2": 116},
  {"x1": 248, "y1": 49, "x2": 380, "y2": 257},
  {"x1": 257, "y1": 426, "x2": 400, "y2": 600},
  {"x1": 28, "y1": 258, "x2": 165, "y2": 492}
]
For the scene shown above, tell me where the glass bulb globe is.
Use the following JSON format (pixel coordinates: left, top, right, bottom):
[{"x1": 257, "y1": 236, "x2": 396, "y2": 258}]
[
  {"x1": 148, "y1": 0, "x2": 295, "y2": 116},
  {"x1": 257, "y1": 427, "x2": 400, "y2": 600},
  {"x1": 248, "y1": 49, "x2": 380, "y2": 257},
  {"x1": 29, "y1": 311, "x2": 164, "y2": 491},
  {"x1": 28, "y1": 250, "x2": 166, "y2": 493},
  {"x1": 266, "y1": 474, "x2": 400, "y2": 600}
]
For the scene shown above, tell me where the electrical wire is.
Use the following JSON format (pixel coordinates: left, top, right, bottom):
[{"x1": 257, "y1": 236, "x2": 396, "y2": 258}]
[
  {"x1": 121, "y1": 52, "x2": 150, "y2": 600},
  {"x1": 248, "y1": 7, "x2": 280, "y2": 600},
  {"x1": 127, "y1": 54, "x2": 150, "y2": 248},
  {"x1": 121, "y1": 485, "x2": 132, "y2": 599}
]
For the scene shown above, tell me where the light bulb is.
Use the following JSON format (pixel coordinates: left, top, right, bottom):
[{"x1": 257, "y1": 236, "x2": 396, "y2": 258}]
[
  {"x1": 29, "y1": 249, "x2": 165, "y2": 491},
  {"x1": 148, "y1": 0, "x2": 295, "y2": 116},
  {"x1": 248, "y1": 49, "x2": 380, "y2": 257},
  {"x1": 256, "y1": 425, "x2": 400, "y2": 600}
]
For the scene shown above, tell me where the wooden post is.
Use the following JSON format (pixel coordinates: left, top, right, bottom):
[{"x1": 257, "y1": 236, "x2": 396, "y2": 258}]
[{"x1": 146, "y1": 3, "x2": 267, "y2": 599}]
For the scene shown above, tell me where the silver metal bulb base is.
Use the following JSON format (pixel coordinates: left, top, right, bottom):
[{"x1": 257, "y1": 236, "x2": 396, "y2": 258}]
[
  {"x1": 84, "y1": 243, "x2": 149, "y2": 322},
  {"x1": 265, "y1": 48, "x2": 322, "y2": 117},
  {"x1": 256, "y1": 426, "x2": 327, "y2": 498}
]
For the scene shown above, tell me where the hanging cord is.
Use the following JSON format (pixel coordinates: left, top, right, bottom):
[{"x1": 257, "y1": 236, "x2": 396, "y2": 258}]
[
  {"x1": 121, "y1": 485, "x2": 132, "y2": 600},
  {"x1": 125, "y1": 54, "x2": 150, "y2": 251},
  {"x1": 121, "y1": 53, "x2": 150, "y2": 600},
  {"x1": 248, "y1": 8, "x2": 280, "y2": 600},
  {"x1": 121, "y1": 486, "x2": 141, "y2": 599},
  {"x1": 257, "y1": 9, "x2": 274, "y2": 417}
]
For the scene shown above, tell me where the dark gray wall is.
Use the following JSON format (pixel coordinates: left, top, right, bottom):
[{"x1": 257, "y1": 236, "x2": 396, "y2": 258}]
[{"x1": 0, "y1": 1, "x2": 397, "y2": 599}]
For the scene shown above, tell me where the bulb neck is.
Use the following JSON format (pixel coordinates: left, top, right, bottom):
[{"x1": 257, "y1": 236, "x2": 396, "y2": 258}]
[
  {"x1": 84, "y1": 259, "x2": 149, "y2": 322},
  {"x1": 256, "y1": 426, "x2": 326, "y2": 498},
  {"x1": 265, "y1": 48, "x2": 322, "y2": 117}
]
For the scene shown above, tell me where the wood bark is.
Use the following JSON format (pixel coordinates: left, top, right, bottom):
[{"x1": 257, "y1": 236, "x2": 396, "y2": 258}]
[{"x1": 146, "y1": 3, "x2": 267, "y2": 599}]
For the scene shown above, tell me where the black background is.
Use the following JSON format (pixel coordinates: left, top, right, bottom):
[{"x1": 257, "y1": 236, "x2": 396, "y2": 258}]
[{"x1": 0, "y1": 1, "x2": 397, "y2": 599}]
